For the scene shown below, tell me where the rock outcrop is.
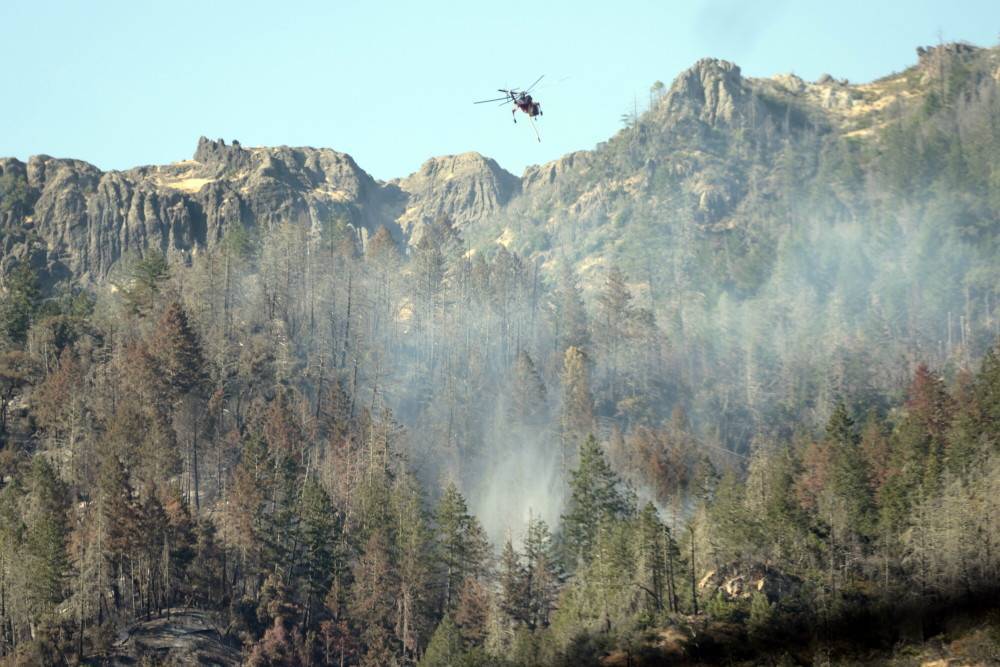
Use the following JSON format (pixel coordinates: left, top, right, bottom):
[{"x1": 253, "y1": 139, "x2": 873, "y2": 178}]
[
  {"x1": 106, "y1": 608, "x2": 241, "y2": 666},
  {"x1": 0, "y1": 137, "x2": 535, "y2": 287},
  {"x1": 698, "y1": 562, "x2": 802, "y2": 603},
  {"x1": 1, "y1": 140, "x2": 400, "y2": 286},
  {"x1": 662, "y1": 58, "x2": 759, "y2": 127},
  {"x1": 393, "y1": 152, "x2": 520, "y2": 243}
]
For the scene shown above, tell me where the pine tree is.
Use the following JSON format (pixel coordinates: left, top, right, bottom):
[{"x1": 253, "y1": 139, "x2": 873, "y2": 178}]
[
  {"x1": 596, "y1": 266, "x2": 634, "y2": 405},
  {"x1": 22, "y1": 458, "x2": 69, "y2": 629},
  {"x1": 498, "y1": 536, "x2": 528, "y2": 626},
  {"x1": 945, "y1": 368, "x2": 981, "y2": 477},
  {"x1": 523, "y1": 515, "x2": 559, "y2": 629},
  {"x1": 222, "y1": 435, "x2": 269, "y2": 587},
  {"x1": 410, "y1": 221, "x2": 448, "y2": 349},
  {"x1": 860, "y1": 411, "x2": 892, "y2": 500},
  {"x1": 152, "y1": 301, "x2": 207, "y2": 397},
  {"x1": 0, "y1": 262, "x2": 39, "y2": 344},
  {"x1": 95, "y1": 447, "x2": 141, "y2": 618},
  {"x1": 350, "y1": 528, "x2": 399, "y2": 667},
  {"x1": 33, "y1": 348, "x2": 90, "y2": 486},
  {"x1": 258, "y1": 391, "x2": 306, "y2": 579},
  {"x1": 881, "y1": 365, "x2": 957, "y2": 530},
  {"x1": 0, "y1": 482, "x2": 26, "y2": 655},
  {"x1": 453, "y1": 576, "x2": 490, "y2": 646},
  {"x1": 121, "y1": 252, "x2": 170, "y2": 316},
  {"x1": 705, "y1": 469, "x2": 760, "y2": 566},
  {"x1": 365, "y1": 225, "x2": 402, "y2": 348},
  {"x1": 560, "y1": 346, "x2": 594, "y2": 472},
  {"x1": 435, "y1": 482, "x2": 489, "y2": 613},
  {"x1": 827, "y1": 402, "x2": 875, "y2": 537},
  {"x1": 905, "y1": 364, "x2": 954, "y2": 443},
  {"x1": 298, "y1": 477, "x2": 336, "y2": 628},
  {"x1": 552, "y1": 262, "x2": 590, "y2": 355},
  {"x1": 906, "y1": 364, "x2": 954, "y2": 494},
  {"x1": 635, "y1": 503, "x2": 666, "y2": 614},
  {"x1": 508, "y1": 350, "x2": 547, "y2": 427},
  {"x1": 419, "y1": 615, "x2": 466, "y2": 667},
  {"x1": 562, "y1": 435, "x2": 632, "y2": 569},
  {"x1": 809, "y1": 401, "x2": 877, "y2": 603},
  {"x1": 133, "y1": 487, "x2": 169, "y2": 614},
  {"x1": 958, "y1": 342, "x2": 1000, "y2": 460},
  {"x1": 161, "y1": 485, "x2": 196, "y2": 602},
  {"x1": 188, "y1": 518, "x2": 225, "y2": 607},
  {"x1": 392, "y1": 472, "x2": 434, "y2": 662}
]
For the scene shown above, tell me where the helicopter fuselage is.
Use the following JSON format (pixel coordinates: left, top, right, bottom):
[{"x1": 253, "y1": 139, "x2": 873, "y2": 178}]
[{"x1": 513, "y1": 93, "x2": 541, "y2": 118}]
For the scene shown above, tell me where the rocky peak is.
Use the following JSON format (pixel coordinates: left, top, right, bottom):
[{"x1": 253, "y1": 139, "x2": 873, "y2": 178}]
[
  {"x1": 193, "y1": 136, "x2": 252, "y2": 173},
  {"x1": 915, "y1": 42, "x2": 986, "y2": 88},
  {"x1": 663, "y1": 58, "x2": 750, "y2": 126},
  {"x1": 916, "y1": 42, "x2": 981, "y2": 67},
  {"x1": 393, "y1": 152, "x2": 520, "y2": 238},
  {"x1": 0, "y1": 158, "x2": 27, "y2": 183}
]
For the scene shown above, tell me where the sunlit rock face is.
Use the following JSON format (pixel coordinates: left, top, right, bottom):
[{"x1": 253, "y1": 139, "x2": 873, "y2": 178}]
[
  {"x1": 393, "y1": 152, "x2": 520, "y2": 244},
  {"x1": 1, "y1": 138, "x2": 406, "y2": 286},
  {"x1": 662, "y1": 58, "x2": 760, "y2": 127},
  {"x1": 0, "y1": 141, "x2": 525, "y2": 287}
]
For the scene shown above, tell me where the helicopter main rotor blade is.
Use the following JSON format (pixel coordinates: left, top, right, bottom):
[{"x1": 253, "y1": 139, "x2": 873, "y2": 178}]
[
  {"x1": 523, "y1": 75, "x2": 544, "y2": 94},
  {"x1": 474, "y1": 96, "x2": 511, "y2": 104}
]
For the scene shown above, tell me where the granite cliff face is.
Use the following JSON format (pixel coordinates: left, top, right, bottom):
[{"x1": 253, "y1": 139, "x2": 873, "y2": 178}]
[
  {"x1": 392, "y1": 153, "x2": 520, "y2": 245},
  {"x1": 1, "y1": 43, "x2": 996, "y2": 290},
  {"x1": 661, "y1": 58, "x2": 758, "y2": 127},
  {"x1": 0, "y1": 138, "x2": 522, "y2": 287}
]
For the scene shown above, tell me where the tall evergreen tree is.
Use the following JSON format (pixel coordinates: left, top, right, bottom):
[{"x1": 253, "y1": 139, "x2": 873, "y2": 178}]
[
  {"x1": 435, "y1": 483, "x2": 489, "y2": 614},
  {"x1": 552, "y1": 262, "x2": 590, "y2": 355},
  {"x1": 636, "y1": 502, "x2": 666, "y2": 614},
  {"x1": 152, "y1": 301, "x2": 207, "y2": 397},
  {"x1": 298, "y1": 477, "x2": 337, "y2": 628},
  {"x1": 22, "y1": 458, "x2": 69, "y2": 630},
  {"x1": 350, "y1": 528, "x2": 399, "y2": 667},
  {"x1": 508, "y1": 350, "x2": 547, "y2": 427},
  {"x1": 419, "y1": 615, "x2": 466, "y2": 667},
  {"x1": 498, "y1": 536, "x2": 528, "y2": 626},
  {"x1": 560, "y1": 346, "x2": 594, "y2": 472},
  {"x1": 0, "y1": 263, "x2": 39, "y2": 344},
  {"x1": 523, "y1": 515, "x2": 560, "y2": 629},
  {"x1": 121, "y1": 252, "x2": 170, "y2": 316},
  {"x1": 562, "y1": 435, "x2": 632, "y2": 569},
  {"x1": 393, "y1": 472, "x2": 434, "y2": 662}
]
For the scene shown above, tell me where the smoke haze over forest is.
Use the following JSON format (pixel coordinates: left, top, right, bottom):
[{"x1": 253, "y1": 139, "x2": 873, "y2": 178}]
[{"x1": 0, "y1": 33, "x2": 999, "y2": 667}]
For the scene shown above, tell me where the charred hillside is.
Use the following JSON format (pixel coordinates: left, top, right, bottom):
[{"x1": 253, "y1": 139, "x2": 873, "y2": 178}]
[{"x1": 0, "y1": 41, "x2": 998, "y2": 667}]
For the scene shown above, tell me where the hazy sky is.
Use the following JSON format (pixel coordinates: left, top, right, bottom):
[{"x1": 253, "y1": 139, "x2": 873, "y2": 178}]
[{"x1": 2, "y1": 1, "x2": 998, "y2": 180}]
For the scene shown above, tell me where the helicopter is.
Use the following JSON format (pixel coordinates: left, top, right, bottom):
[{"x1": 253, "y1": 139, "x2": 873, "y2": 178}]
[{"x1": 475, "y1": 76, "x2": 544, "y2": 140}]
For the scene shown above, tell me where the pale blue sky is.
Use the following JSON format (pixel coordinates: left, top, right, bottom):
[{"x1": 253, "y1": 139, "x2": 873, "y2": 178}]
[{"x1": 2, "y1": 1, "x2": 998, "y2": 180}]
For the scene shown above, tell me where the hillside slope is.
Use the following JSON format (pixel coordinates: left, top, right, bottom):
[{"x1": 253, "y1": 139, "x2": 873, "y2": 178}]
[{"x1": 2, "y1": 42, "x2": 999, "y2": 443}]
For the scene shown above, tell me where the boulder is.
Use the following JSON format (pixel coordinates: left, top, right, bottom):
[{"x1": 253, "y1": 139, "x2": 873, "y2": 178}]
[{"x1": 698, "y1": 562, "x2": 802, "y2": 603}]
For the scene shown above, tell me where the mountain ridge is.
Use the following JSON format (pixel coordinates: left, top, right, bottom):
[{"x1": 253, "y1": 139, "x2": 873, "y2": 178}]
[{"x1": 1, "y1": 41, "x2": 997, "y2": 289}]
